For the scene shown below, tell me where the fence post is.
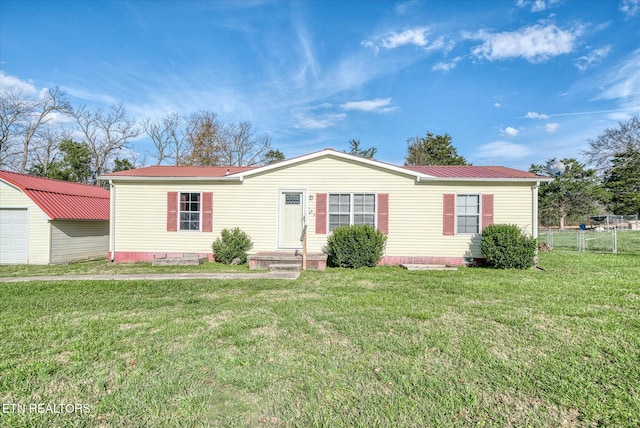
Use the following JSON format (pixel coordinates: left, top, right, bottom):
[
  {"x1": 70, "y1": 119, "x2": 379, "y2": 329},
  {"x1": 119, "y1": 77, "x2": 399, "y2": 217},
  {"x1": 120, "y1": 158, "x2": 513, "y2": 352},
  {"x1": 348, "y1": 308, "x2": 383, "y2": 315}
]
[{"x1": 613, "y1": 228, "x2": 617, "y2": 254}]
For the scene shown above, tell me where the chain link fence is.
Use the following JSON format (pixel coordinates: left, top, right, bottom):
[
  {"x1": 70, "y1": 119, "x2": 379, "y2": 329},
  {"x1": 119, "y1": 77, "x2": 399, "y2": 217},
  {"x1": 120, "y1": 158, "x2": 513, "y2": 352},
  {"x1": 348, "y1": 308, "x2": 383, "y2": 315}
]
[{"x1": 543, "y1": 227, "x2": 640, "y2": 254}]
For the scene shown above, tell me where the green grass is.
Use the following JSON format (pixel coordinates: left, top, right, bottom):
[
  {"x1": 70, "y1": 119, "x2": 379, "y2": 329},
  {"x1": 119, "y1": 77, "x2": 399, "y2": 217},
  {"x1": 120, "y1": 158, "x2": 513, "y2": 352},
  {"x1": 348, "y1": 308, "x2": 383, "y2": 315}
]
[
  {"x1": 0, "y1": 259, "x2": 250, "y2": 278},
  {"x1": 1, "y1": 252, "x2": 639, "y2": 427}
]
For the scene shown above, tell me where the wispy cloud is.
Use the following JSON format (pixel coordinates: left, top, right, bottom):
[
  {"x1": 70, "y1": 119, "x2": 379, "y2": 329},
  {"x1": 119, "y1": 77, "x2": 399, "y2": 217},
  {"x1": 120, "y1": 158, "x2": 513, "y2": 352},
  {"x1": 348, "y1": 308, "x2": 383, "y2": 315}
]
[
  {"x1": 474, "y1": 141, "x2": 534, "y2": 161},
  {"x1": 432, "y1": 56, "x2": 462, "y2": 72},
  {"x1": 545, "y1": 123, "x2": 559, "y2": 132},
  {"x1": 294, "y1": 113, "x2": 346, "y2": 130},
  {"x1": 469, "y1": 24, "x2": 581, "y2": 63},
  {"x1": 574, "y1": 46, "x2": 611, "y2": 71},
  {"x1": 340, "y1": 97, "x2": 397, "y2": 113},
  {"x1": 395, "y1": 0, "x2": 420, "y2": 15},
  {"x1": 526, "y1": 111, "x2": 550, "y2": 119},
  {"x1": 362, "y1": 26, "x2": 450, "y2": 55},
  {"x1": 500, "y1": 126, "x2": 520, "y2": 137},
  {"x1": 619, "y1": 0, "x2": 640, "y2": 17},
  {"x1": 591, "y1": 48, "x2": 640, "y2": 112},
  {"x1": 516, "y1": 0, "x2": 561, "y2": 12}
]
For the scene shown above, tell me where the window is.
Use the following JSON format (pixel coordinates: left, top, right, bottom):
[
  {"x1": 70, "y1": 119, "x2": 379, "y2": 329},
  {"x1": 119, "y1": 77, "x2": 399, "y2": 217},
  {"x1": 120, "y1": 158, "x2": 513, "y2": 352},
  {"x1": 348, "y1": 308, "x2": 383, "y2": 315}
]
[
  {"x1": 328, "y1": 193, "x2": 376, "y2": 232},
  {"x1": 179, "y1": 192, "x2": 201, "y2": 231},
  {"x1": 457, "y1": 194, "x2": 480, "y2": 234}
]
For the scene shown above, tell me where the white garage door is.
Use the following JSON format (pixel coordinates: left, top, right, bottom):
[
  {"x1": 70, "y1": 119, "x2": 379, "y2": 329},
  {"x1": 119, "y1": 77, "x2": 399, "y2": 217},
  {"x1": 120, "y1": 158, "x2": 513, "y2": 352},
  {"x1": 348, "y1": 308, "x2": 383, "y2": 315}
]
[{"x1": 0, "y1": 208, "x2": 28, "y2": 264}]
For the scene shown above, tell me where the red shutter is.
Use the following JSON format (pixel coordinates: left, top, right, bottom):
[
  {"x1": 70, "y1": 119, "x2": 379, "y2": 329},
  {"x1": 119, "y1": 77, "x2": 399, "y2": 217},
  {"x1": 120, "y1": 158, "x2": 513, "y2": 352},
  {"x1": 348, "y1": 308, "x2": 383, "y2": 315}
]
[
  {"x1": 316, "y1": 193, "x2": 327, "y2": 234},
  {"x1": 443, "y1": 194, "x2": 455, "y2": 236},
  {"x1": 202, "y1": 192, "x2": 213, "y2": 232},
  {"x1": 377, "y1": 193, "x2": 389, "y2": 235},
  {"x1": 167, "y1": 192, "x2": 178, "y2": 232},
  {"x1": 482, "y1": 194, "x2": 494, "y2": 230}
]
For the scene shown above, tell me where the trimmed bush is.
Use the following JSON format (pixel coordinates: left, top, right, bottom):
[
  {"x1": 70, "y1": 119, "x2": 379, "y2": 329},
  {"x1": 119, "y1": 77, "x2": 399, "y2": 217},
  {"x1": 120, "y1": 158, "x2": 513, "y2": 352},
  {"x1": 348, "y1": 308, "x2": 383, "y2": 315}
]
[
  {"x1": 212, "y1": 227, "x2": 253, "y2": 264},
  {"x1": 480, "y1": 224, "x2": 537, "y2": 269},
  {"x1": 326, "y1": 224, "x2": 387, "y2": 268}
]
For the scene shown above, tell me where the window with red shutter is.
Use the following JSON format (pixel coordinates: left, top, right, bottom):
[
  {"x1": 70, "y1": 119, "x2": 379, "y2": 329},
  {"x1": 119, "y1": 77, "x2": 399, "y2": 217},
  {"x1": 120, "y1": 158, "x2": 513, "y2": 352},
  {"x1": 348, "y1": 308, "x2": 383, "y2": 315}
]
[
  {"x1": 316, "y1": 193, "x2": 327, "y2": 234},
  {"x1": 167, "y1": 192, "x2": 178, "y2": 232}
]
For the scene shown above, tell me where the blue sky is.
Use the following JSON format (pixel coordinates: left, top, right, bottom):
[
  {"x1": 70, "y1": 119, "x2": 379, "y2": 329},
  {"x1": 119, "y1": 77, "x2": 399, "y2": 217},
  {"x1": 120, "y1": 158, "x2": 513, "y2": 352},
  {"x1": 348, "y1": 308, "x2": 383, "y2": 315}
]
[{"x1": 1, "y1": 0, "x2": 639, "y2": 170}]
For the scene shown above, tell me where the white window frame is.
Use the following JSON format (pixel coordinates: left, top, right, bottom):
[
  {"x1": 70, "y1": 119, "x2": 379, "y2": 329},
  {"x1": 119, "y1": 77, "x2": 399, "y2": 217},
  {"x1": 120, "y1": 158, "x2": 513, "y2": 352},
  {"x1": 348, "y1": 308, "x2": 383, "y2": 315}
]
[
  {"x1": 178, "y1": 191, "x2": 202, "y2": 232},
  {"x1": 456, "y1": 193, "x2": 480, "y2": 235},
  {"x1": 328, "y1": 192, "x2": 377, "y2": 232}
]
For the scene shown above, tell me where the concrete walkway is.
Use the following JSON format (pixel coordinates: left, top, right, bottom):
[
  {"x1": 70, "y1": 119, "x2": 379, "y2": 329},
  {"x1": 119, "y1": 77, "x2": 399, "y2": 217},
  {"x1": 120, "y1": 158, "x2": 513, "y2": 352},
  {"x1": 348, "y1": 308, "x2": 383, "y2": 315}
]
[{"x1": 0, "y1": 271, "x2": 300, "y2": 283}]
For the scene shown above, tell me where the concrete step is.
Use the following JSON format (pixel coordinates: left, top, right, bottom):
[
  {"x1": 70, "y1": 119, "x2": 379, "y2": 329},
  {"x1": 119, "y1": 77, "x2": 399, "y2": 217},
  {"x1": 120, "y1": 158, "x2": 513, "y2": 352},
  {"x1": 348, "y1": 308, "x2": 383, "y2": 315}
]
[
  {"x1": 399, "y1": 263, "x2": 458, "y2": 271},
  {"x1": 152, "y1": 255, "x2": 206, "y2": 266},
  {"x1": 269, "y1": 263, "x2": 301, "y2": 272}
]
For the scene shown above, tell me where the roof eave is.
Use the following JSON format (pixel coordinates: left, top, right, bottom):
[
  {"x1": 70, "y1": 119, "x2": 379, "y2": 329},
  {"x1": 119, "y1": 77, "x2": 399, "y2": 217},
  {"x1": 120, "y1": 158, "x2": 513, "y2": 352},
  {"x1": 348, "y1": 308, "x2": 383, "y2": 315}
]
[
  {"x1": 99, "y1": 175, "x2": 244, "y2": 182},
  {"x1": 416, "y1": 176, "x2": 554, "y2": 183}
]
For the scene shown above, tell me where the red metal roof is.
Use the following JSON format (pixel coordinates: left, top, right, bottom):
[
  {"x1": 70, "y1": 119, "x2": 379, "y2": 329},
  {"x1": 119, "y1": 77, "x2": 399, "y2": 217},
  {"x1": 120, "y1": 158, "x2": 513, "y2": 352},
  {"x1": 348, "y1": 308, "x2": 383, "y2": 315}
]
[
  {"x1": 0, "y1": 170, "x2": 110, "y2": 220},
  {"x1": 403, "y1": 165, "x2": 545, "y2": 179},
  {"x1": 103, "y1": 165, "x2": 257, "y2": 177}
]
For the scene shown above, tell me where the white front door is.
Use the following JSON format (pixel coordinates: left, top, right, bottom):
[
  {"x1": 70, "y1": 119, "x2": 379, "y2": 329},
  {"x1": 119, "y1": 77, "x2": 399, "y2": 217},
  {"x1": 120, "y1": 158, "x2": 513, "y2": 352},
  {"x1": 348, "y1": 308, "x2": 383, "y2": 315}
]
[{"x1": 279, "y1": 191, "x2": 305, "y2": 248}]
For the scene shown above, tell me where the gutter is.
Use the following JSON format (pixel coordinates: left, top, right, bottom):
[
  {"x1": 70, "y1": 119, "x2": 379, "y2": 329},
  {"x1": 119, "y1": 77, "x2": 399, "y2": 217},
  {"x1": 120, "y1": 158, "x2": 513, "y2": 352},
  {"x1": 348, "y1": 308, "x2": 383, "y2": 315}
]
[
  {"x1": 98, "y1": 175, "x2": 244, "y2": 182},
  {"x1": 416, "y1": 176, "x2": 552, "y2": 183}
]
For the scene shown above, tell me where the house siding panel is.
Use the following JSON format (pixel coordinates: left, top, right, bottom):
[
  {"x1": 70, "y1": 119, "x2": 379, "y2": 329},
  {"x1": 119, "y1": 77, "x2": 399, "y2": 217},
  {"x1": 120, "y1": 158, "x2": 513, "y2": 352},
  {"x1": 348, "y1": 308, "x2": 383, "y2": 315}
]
[
  {"x1": 50, "y1": 220, "x2": 109, "y2": 264},
  {"x1": 111, "y1": 156, "x2": 535, "y2": 261}
]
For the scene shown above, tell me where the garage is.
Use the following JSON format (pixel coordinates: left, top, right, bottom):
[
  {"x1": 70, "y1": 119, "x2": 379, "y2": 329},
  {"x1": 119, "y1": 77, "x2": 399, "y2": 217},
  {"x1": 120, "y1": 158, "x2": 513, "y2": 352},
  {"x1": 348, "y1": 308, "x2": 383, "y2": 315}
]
[
  {"x1": 0, "y1": 208, "x2": 29, "y2": 264},
  {"x1": 0, "y1": 170, "x2": 110, "y2": 264}
]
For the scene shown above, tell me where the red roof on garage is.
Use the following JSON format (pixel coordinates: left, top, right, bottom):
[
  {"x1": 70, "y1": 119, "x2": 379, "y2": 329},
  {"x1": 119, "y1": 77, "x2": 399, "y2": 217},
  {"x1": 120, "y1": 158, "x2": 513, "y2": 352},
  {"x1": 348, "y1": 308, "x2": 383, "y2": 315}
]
[{"x1": 0, "y1": 170, "x2": 110, "y2": 220}]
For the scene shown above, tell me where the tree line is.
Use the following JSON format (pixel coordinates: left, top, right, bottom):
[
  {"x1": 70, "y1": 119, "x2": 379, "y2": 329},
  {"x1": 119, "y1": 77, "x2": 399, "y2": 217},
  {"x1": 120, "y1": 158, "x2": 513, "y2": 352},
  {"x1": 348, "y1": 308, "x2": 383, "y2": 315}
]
[
  {"x1": 0, "y1": 88, "x2": 283, "y2": 184},
  {"x1": 2, "y1": 87, "x2": 638, "y2": 222}
]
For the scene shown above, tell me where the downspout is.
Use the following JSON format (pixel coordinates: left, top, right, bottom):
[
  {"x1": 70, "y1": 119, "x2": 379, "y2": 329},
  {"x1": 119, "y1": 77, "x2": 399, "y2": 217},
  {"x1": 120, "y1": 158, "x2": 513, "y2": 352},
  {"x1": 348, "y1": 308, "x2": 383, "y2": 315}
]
[
  {"x1": 109, "y1": 180, "x2": 115, "y2": 262},
  {"x1": 532, "y1": 182, "x2": 539, "y2": 240}
]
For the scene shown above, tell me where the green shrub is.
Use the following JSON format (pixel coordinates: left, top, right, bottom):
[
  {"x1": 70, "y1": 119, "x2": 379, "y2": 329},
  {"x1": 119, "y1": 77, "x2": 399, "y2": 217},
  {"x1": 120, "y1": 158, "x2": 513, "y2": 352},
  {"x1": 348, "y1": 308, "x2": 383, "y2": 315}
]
[
  {"x1": 480, "y1": 224, "x2": 537, "y2": 269},
  {"x1": 326, "y1": 224, "x2": 387, "y2": 268},
  {"x1": 212, "y1": 227, "x2": 253, "y2": 264}
]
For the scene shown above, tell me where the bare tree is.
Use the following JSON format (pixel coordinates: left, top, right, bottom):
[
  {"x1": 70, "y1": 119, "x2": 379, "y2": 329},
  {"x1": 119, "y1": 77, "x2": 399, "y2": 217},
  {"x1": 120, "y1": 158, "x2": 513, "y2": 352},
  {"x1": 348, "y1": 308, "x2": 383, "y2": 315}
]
[
  {"x1": 142, "y1": 113, "x2": 186, "y2": 165},
  {"x1": 583, "y1": 115, "x2": 640, "y2": 173},
  {"x1": 28, "y1": 127, "x2": 73, "y2": 175},
  {"x1": 219, "y1": 121, "x2": 273, "y2": 166},
  {"x1": 0, "y1": 87, "x2": 71, "y2": 172},
  {"x1": 72, "y1": 102, "x2": 140, "y2": 182}
]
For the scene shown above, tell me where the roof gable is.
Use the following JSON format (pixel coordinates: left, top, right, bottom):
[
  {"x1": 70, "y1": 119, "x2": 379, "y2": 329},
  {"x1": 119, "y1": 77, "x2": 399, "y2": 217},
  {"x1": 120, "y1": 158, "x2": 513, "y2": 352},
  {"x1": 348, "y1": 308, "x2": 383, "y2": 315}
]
[{"x1": 0, "y1": 170, "x2": 110, "y2": 220}]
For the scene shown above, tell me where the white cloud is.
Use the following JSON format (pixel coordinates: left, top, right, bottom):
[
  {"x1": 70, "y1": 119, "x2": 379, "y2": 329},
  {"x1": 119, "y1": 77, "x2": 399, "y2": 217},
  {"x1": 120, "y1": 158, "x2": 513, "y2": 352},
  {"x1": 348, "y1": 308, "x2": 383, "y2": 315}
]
[
  {"x1": 494, "y1": 102, "x2": 502, "y2": 108},
  {"x1": 470, "y1": 24, "x2": 581, "y2": 63},
  {"x1": 545, "y1": 122, "x2": 559, "y2": 132},
  {"x1": 620, "y1": 0, "x2": 640, "y2": 17},
  {"x1": 475, "y1": 141, "x2": 533, "y2": 161},
  {"x1": 526, "y1": 111, "x2": 550, "y2": 119},
  {"x1": 381, "y1": 27, "x2": 429, "y2": 49},
  {"x1": 432, "y1": 56, "x2": 462, "y2": 72},
  {"x1": 501, "y1": 126, "x2": 520, "y2": 137},
  {"x1": 0, "y1": 71, "x2": 38, "y2": 94},
  {"x1": 591, "y1": 48, "x2": 640, "y2": 111},
  {"x1": 340, "y1": 97, "x2": 396, "y2": 113},
  {"x1": 362, "y1": 27, "x2": 451, "y2": 55},
  {"x1": 395, "y1": 0, "x2": 419, "y2": 15},
  {"x1": 516, "y1": 0, "x2": 561, "y2": 12},
  {"x1": 574, "y1": 46, "x2": 611, "y2": 71},
  {"x1": 295, "y1": 113, "x2": 346, "y2": 129}
]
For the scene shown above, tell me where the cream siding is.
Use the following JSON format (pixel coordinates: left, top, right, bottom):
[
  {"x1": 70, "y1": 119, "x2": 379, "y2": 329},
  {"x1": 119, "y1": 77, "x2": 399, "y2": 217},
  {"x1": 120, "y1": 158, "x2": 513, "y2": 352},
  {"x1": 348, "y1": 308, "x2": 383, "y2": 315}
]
[
  {"x1": 0, "y1": 180, "x2": 51, "y2": 264},
  {"x1": 50, "y1": 220, "x2": 109, "y2": 264},
  {"x1": 112, "y1": 156, "x2": 536, "y2": 260}
]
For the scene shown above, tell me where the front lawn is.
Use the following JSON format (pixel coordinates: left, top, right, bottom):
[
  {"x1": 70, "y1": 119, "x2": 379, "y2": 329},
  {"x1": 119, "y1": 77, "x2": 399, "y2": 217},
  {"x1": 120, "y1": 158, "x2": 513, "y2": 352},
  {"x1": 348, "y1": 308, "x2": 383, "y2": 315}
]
[{"x1": 0, "y1": 253, "x2": 638, "y2": 427}]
